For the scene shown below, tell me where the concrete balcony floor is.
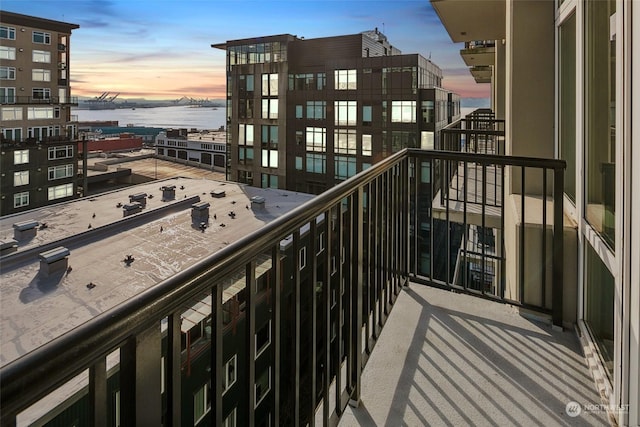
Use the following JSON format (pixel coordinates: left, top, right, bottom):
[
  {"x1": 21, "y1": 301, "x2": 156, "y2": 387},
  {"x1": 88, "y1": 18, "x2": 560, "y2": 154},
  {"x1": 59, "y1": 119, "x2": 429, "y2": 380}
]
[{"x1": 339, "y1": 284, "x2": 610, "y2": 426}]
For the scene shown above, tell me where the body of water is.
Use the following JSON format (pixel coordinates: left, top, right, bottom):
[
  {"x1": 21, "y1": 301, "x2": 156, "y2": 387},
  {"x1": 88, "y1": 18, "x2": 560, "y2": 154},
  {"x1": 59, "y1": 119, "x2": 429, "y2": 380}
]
[{"x1": 73, "y1": 105, "x2": 227, "y2": 130}]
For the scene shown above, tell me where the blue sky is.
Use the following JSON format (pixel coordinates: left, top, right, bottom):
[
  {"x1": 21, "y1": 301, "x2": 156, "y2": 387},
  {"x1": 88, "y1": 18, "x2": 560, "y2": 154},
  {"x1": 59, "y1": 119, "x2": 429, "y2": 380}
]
[{"x1": 2, "y1": 0, "x2": 489, "y2": 100}]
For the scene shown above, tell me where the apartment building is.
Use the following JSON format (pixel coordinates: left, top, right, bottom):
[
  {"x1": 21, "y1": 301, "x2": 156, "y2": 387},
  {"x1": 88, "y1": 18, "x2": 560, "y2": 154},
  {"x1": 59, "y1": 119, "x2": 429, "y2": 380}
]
[
  {"x1": 213, "y1": 30, "x2": 460, "y2": 194},
  {"x1": 0, "y1": 11, "x2": 79, "y2": 216},
  {"x1": 432, "y1": 0, "x2": 639, "y2": 425}
]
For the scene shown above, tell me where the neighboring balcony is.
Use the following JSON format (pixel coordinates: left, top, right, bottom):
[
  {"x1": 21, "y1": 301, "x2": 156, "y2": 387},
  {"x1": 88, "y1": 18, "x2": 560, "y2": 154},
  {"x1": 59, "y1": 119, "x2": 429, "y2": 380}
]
[
  {"x1": 461, "y1": 40, "x2": 496, "y2": 67},
  {"x1": 0, "y1": 96, "x2": 78, "y2": 106},
  {"x1": 1, "y1": 110, "x2": 594, "y2": 426},
  {"x1": 470, "y1": 65, "x2": 492, "y2": 84}
]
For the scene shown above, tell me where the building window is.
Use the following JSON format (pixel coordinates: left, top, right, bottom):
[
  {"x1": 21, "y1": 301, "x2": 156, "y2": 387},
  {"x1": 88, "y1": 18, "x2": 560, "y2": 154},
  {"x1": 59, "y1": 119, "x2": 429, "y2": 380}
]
[
  {"x1": 584, "y1": 242, "x2": 614, "y2": 377},
  {"x1": 306, "y1": 153, "x2": 326, "y2": 174},
  {"x1": 32, "y1": 88, "x2": 51, "y2": 100},
  {"x1": 335, "y1": 129, "x2": 357, "y2": 154},
  {"x1": 261, "y1": 173, "x2": 278, "y2": 189},
  {"x1": 223, "y1": 355, "x2": 237, "y2": 394},
  {"x1": 32, "y1": 69, "x2": 51, "y2": 82},
  {"x1": 1, "y1": 26, "x2": 16, "y2": 40},
  {"x1": 14, "y1": 191, "x2": 29, "y2": 208},
  {"x1": 295, "y1": 105, "x2": 303, "y2": 119},
  {"x1": 48, "y1": 145, "x2": 74, "y2": 159},
  {"x1": 27, "y1": 107, "x2": 54, "y2": 119},
  {"x1": 32, "y1": 50, "x2": 51, "y2": 63},
  {"x1": 295, "y1": 156, "x2": 303, "y2": 170},
  {"x1": 2, "y1": 128, "x2": 22, "y2": 141},
  {"x1": 362, "y1": 134, "x2": 372, "y2": 156},
  {"x1": 391, "y1": 101, "x2": 417, "y2": 123},
  {"x1": 316, "y1": 72, "x2": 326, "y2": 90},
  {"x1": 223, "y1": 408, "x2": 236, "y2": 427},
  {"x1": 32, "y1": 31, "x2": 51, "y2": 44},
  {"x1": 14, "y1": 149, "x2": 29, "y2": 165},
  {"x1": 14, "y1": 170, "x2": 29, "y2": 186},
  {"x1": 334, "y1": 69, "x2": 357, "y2": 90},
  {"x1": 238, "y1": 147, "x2": 253, "y2": 164},
  {"x1": 0, "y1": 66, "x2": 16, "y2": 80},
  {"x1": 255, "y1": 368, "x2": 271, "y2": 408},
  {"x1": 48, "y1": 164, "x2": 74, "y2": 180},
  {"x1": 420, "y1": 131, "x2": 434, "y2": 150},
  {"x1": 0, "y1": 46, "x2": 15, "y2": 60},
  {"x1": 585, "y1": 0, "x2": 616, "y2": 248},
  {"x1": 238, "y1": 170, "x2": 253, "y2": 185},
  {"x1": 306, "y1": 101, "x2": 326, "y2": 119},
  {"x1": 422, "y1": 100, "x2": 435, "y2": 124},
  {"x1": 48, "y1": 183, "x2": 74, "y2": 200},
  {"x1": 255, "y1": 321, "x2": 271, "y2": 358},
  {"x1": 0, "y1": 87, "x2": 16, "y2": 104},
  {"x1": 1, "y1": 107, "x2": 22, "y2": 121},
  {"x1": 334, "y1": 101, "x2": 357, "y2": 126},
  {"x1": 299, "y1": 246, "x2": 306, "y2": 270},
  {"x1": 335, "y1": 156, "x2": 356, "y2": 180},
  {"x1": 238, "y1": 123, "x2": 254, "y2": 146},
  {"x1": 193, "y1": 382, "x2": 211, "y2": 425},
  {"x1": 261, "y1": 73, "x2": 278, "y2": 96},
  {"x1": 559, "y1": 13, "x2": 576, "y2": 203},
  {"x1": 261, "y1": 149, "x2": 278, "y2": 168},
  {"x1": 261, "y1": 99, "x2": 278, "y2": 119},
  {"x1": 305, "y1": 127, "x2": 326, "y2": 152},
  {"x1": 261, "y1": 125, "x2": 278, "y2": 149},
  {"x1": 363, "y1": 105, "x2": 372, "y2": 125}
]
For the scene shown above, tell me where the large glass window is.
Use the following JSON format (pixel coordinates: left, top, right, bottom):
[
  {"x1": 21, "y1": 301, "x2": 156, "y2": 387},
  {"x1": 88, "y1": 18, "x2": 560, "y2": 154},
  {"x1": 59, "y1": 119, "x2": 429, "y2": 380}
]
[
  {"x1": 14, "y1": 149, "x2": 29, "y2": 165},
  {"x1": 32, "y1": 88, "x2": 51, "y2": 100},
  {"x1": 48, "y1": 145, "x2": 74, "y2": 160},
  {"x1": 306, "y1": 101, "x2": 326, "y2": 119},
  {"x1": 32, "y1": 31, "x2": 51, "y2": 44},
  {"x1": 32, "y1": 50, "x2": 51, "y2": 63},
  {"x1": 306, "y1": 153, "x2": 326, "y2": 174},
  {"x1": 222, "y1": 355, "x2": 237, "y2": 394},
  {"x1": 48, "y1": 183, "x2": 74, "y2": 200},
  {"x1": 0, "y1": 66, "x2": 16, "y2": 80},
  {"x1": 27, "y1": 107, "x2": 54, "y2": 119},
  {"x1": 261, "y1": 73, "x2": 278, "y2": 96},
  {"x1": 391, "y1": 101, "x2": 417, "y2": 123},
  {"x1": 14, "y1": 192, "x2": 29, "y2": 208},
  {"x1": 1, "y1": 107, "x2": 22, "y2": 121},
  {"x1": 14, "y1": 171, "x2": 29, "y2": 186},
  {"x1": 32, "y1": 69, "x2": 51, "y2": 82},
  {"x1": 255, "y1": 368, "x2": 271, "y2": 407},
  {"x1": 362, "y1": 134, "x2": 372, "y2": 156},
  {"x1": 584, "y1": 242, "x2": 614, "y2": 377},
  {"x1": 238, "y1": 123, "x2": 254, "y2": 146},
  {"x1": 0, "y1": 26, "x2": 16, "y2": 40},
  {"x1": 261, "y1": 150, "x2": 278, "y2": 168},
  {"x1": 261, "y1": 99, "x2": 278, "y2": 119},
  {"x1": 48, "y1": 164, "x2": 74, "y2": 180},
  {"x1": 261, "y1": 125, "x2": 278, "y2": 149},
  {"x1": 560, "y1": 13, "x2": 576, "y2": 202},
  {"x1": 334, "y1": 101, "x2": 357, "y2": 126},
  {"x1": 334, "y1": 69, "x2": 357, "y2": 90},
  {"x1": 193, "y1": 382, "x2": 211, "y2": 425},
  {"x1": 0, "y1": 46, "x2": 15, "y2": 60},
  {"x1": 422, "y1": 100, "x2": 435, "y2": 124},
  {"x1": 0, "y1": 87, "x2": 16, "y2": 104},
  {"x1": 585, "y1": 0, "x2": 616, "y2": 248},
  {"x1": 335, "y1": 156, "x2": 356, "y2": 180},
  {"x1": 335, "y1": 129, "x2": 356, "y2": 154},
  {"x1": 305, "y1": 127, "x2": 326, "y2": 152}
]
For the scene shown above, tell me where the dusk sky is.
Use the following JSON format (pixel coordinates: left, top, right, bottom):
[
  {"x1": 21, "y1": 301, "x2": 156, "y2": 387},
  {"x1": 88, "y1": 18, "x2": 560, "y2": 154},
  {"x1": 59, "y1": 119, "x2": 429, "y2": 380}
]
[{"x1": 2, "y1": 0, "x2": 489, "y2": 100}]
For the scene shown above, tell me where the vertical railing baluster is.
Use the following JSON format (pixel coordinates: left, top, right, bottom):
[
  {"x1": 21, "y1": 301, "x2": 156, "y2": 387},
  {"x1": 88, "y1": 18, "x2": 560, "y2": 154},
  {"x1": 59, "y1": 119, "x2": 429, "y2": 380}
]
[
  {"x1": 520, "y1": 167, "x2": 526, "y2": 304},
  {"x1": 212, "y1": 285, "x2": 222, "y2": 427},
  {"x1": 89, "y1": 358, "x2": 107, "y2": 427},
  {"x1": 542, "y1": 168, "x2": 548, "y2": 308},
  {"x1": 482, "y1": 162, "x2": 487, "y2": 294},
  {"x1": 293, "y1": 231, "x2": 301, "y2": 424},
  {"x1": 168, "y1": 312, "x2": 182, "y2": 427},
  {"x1": 310, "y1": 220, "x2": 318, "y2": 424},
  {"x1": 322, "y1": 208, "x2": 332, "y2": 427},
  {"x1": 246, "y1": 260, "x2": 256, "y2": 426},
  {"x1": 273, "y1": 245, "x2": 282, "y2": 426},
  {"x1": 552, "y1": 167, "x2": 564, "y2": 328}
]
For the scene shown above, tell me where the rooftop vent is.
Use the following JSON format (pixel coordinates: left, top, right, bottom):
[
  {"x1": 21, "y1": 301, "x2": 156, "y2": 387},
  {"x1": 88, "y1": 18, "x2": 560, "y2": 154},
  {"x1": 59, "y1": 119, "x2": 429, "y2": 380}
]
[
  {"x1": 250, "y1": 196, "x2": 266, "y2": 210},
  {"x1": 210, "y1": 190, "x2": 226, "y2": 198},
  {"x1": 129, "y1": 192, "x2": 148, "y2": 207},
  {"x1": 191, "y1": 201, "x2": 210, "y2": 223},
  {"x1": 122, "y1": 202, "x2": 143, "y2": 217},
  {"x1": 38, "y1": 246, "x2": 70, "y2": 278},
  {"x1": 0, "y1": 239, "x2": 18, "y2": 256},
  {"x1": 13, "y1": 219, "x2": 39, "y2": 241},
  {"x1": 161, "y1": 185, "x2": 176, "y2": 201}
]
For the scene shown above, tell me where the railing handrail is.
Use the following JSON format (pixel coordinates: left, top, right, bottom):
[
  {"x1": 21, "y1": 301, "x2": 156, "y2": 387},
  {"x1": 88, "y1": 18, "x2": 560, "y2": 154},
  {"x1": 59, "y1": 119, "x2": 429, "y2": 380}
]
[
  {"x1": 0, "y1": 148, "x2": 408, "y2": 419},
  {"x1": 0, "y1": 148, "x2": 565, "y2": 421}
]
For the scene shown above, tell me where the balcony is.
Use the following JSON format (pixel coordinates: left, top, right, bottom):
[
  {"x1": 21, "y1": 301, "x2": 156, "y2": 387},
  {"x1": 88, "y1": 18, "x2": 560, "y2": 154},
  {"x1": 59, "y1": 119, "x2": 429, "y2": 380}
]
[
  {"x1": 0, "y1": 111, "x2": 596, "y2": 426},
  {"x1": 470, "y1": 66, "x2": 493, "y2": 84},
  {"x1": 0, "y1": 96, "x2": 78, "y2": 106},
  {"x1": 431, "y1": 0, "x2": 505, "y2": 43},
  {"x1": 461, "y1": 40, "x2": 496, "y2": 67}
]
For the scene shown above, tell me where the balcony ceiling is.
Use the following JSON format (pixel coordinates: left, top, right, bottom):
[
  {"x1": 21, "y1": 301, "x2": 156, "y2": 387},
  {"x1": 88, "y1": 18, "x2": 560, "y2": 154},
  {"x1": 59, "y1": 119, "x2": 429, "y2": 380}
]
[
  {"x1": 470, "y1": 66, "x2": 492, "y2": 84},
  {"x1": 461, "y1": 46, "x2": 496, "y2": 67},
  {"x1": 431, "y1": 0, "x2": 505, "y2": 43}
]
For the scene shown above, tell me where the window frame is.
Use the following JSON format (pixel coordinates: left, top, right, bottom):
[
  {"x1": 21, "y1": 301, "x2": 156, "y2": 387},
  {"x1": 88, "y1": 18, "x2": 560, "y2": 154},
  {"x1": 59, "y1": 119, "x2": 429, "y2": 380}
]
[
  {"x1": 14, "y1": 149, "x2": 29, "y2": 165},
  {"x1": 13, "y1": 191, "x2": 29, "y2": 208},
  {"x1": 32, "y1": 31, "x2": 51, "y2": 45}
]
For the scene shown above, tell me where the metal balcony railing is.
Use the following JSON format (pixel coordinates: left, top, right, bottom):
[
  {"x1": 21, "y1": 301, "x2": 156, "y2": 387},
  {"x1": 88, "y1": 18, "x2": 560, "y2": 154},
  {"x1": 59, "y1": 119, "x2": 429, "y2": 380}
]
[
  {"x1": 0, "y1": 96, "x2": 78, "y2": 105},
  {"x1": 0, "y1": 145, "x2": 565, "y2": 426}
]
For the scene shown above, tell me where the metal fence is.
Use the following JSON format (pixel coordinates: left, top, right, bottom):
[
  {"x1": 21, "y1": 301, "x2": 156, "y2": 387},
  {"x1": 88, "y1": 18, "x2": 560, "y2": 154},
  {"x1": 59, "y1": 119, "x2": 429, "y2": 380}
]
[{"x1": 0, "y1": 145, "x2": 564, "y2": 426}]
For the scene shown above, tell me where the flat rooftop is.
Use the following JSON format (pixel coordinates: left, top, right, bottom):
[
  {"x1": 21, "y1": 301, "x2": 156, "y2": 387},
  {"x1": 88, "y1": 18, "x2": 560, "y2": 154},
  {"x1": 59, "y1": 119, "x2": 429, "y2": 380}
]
[{"x1": 0, "y1": 177, "x2": 314, "y2": 367}]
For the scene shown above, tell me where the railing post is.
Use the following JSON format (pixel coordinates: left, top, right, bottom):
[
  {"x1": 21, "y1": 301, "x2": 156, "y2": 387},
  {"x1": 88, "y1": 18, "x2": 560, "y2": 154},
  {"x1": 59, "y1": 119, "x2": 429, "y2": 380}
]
[
  {"x1": 552, "y1": 167, "x2": 564, "y2": 328},
  {"x1": 119, "y1": 325, "x2": 162, "y2": 426},
  {"x1": 349, "y1": 187, "x2": 364, "y2": 407},
  {"x1": 88, "y1": 358, "x2": 107, "y2": 427}
]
